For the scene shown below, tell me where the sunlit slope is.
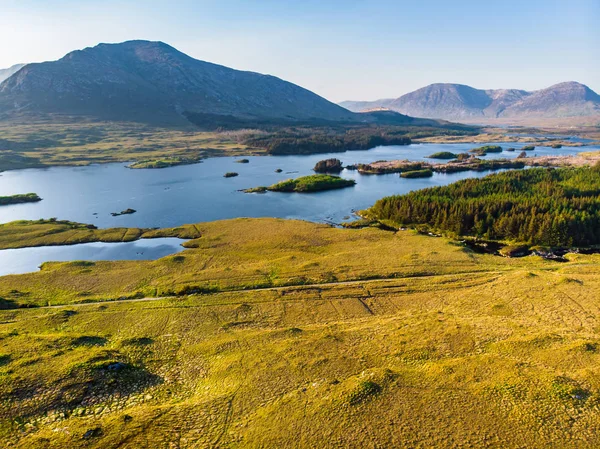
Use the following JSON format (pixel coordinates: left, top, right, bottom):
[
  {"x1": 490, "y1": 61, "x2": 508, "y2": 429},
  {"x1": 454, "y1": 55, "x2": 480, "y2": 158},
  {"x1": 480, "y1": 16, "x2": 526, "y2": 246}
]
[{"x1": 1, "y1": 218, "x2": 600, "y2": 447}]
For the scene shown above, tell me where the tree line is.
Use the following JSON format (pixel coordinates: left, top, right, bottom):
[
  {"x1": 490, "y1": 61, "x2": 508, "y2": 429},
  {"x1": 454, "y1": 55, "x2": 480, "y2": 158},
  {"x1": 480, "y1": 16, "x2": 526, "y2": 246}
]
[{"x1": 369, "y1": 166, "x2": 600, "y2": 247}]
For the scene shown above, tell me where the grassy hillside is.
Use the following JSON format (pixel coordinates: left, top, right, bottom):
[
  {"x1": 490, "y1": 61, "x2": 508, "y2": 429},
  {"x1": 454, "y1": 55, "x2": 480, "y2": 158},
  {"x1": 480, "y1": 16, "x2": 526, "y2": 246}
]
[{"x1": 1, "y1": 218, "x2": 600, "y2": 447}]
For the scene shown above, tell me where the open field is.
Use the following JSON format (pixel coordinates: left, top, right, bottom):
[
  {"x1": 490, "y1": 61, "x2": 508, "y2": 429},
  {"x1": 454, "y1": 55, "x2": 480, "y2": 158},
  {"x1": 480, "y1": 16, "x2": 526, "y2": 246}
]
[
  {"x1": 0, "y1": 119, "x2": 480, "y2": 172},
  {"x1": 0, "y1": 218, "x2": 562, "y2": 308},
  {"x1": 1, "y1": 218, "x2": 600, "y2": 447},
  {"x1": 0, "y1": 121, "x2": 258, "y2": 171}
]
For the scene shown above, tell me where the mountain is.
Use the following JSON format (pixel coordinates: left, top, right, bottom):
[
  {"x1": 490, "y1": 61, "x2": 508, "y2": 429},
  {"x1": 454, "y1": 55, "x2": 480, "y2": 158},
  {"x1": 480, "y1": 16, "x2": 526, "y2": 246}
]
[
  {"x1": 0, "y1": 64, "x2": 26, "y2": 84},
  {"x1": 340, "y1": 82, "x2": 600, "y2": 123},
  {"x1": 499, "y1": 82, "x2": 600, "y2": 118},
  {"x1": 0, "y1": 40, "x2": 356, "y2": 125}
]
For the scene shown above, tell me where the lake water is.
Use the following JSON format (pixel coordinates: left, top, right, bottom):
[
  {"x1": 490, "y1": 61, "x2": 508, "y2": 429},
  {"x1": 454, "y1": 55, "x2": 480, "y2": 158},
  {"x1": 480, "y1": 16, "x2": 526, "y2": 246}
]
[
  {"x1": 0, "y1": 141, "x2": 596, "y2": 274},
  {"x1": 0, "y1": 141, "x2": 593, "y2": 228},
  {"x1": 0, "y1": 238, "x2": 186, "y2": 276}
]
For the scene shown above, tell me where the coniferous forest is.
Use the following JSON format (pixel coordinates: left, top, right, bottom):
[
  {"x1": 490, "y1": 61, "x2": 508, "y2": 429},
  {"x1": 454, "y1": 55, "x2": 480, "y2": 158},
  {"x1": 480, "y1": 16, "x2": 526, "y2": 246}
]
[{"x1": 369, "y1": 166, "x2": 600, "y2": 247}]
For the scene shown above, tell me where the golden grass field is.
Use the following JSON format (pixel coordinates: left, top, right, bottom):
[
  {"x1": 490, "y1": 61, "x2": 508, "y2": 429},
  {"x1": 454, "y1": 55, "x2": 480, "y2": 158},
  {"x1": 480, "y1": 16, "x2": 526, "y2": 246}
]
[
  {"x1": 0, "y1": 121, "x2": 261, "y2": 170},
  {"x1": 1, "y1": 218, "x2": 600, "y2": 447}
]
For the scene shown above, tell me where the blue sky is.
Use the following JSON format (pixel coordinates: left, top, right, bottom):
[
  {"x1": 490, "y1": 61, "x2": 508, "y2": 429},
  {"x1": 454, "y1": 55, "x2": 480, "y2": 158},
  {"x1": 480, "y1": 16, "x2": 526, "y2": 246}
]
[{"x1": 1, "y1": 0, "x2": 598, "y2": 101}]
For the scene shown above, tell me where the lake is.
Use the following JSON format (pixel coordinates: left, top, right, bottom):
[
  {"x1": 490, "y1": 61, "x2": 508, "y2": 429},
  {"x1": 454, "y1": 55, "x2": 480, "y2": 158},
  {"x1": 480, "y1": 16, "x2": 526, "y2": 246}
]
[
  {"x1": 0, "y1": 141, "x2": 596, "y2": 274},
  {"x1": 0, "y1": 238, "x2": 186, "y2": 276},
  {"x1": 0, "y1": 141, "x2": 593, "y2": 229}
]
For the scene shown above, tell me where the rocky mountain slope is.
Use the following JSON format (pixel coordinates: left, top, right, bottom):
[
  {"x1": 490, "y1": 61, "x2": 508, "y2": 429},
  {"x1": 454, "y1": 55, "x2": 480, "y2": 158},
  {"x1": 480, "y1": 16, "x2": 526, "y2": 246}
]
[
  {"x1": 340, "y1": 82, "x2": 600, "y2": 122},
  {"x1": 0, "y1": 41, "x2": 356, "y2": 125}
]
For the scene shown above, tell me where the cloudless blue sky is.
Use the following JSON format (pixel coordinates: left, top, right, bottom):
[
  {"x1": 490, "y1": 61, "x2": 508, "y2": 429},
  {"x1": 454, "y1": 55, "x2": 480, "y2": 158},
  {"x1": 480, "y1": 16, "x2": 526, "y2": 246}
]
[{"x1": 1, "y1": 0, "x2": 598, "y2": 101}]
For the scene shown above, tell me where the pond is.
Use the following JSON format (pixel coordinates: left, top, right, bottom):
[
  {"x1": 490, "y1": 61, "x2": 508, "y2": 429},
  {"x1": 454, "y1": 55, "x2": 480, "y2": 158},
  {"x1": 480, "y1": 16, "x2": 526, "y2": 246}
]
[{"x1": 0, "y1": 238, "x2": 186, "y2": 276}]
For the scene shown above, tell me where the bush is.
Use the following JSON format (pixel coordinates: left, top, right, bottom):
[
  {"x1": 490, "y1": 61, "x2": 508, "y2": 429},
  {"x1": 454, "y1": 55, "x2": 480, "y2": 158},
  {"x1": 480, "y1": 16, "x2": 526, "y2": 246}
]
[{"x1": 347, "y1": 380, "x2": 382, "y2": 405}]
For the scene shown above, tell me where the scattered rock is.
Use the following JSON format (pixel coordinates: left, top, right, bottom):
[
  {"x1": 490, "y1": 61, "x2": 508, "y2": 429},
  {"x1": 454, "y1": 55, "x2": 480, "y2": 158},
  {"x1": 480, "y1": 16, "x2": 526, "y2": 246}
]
[
  {"x1": 106, "y1": 362, "x2": 127, "y2": 372},
  {"x1": 111, "y1": 208, "x2": 136, "y2": 217},
  {"x1": 82, "y1": 427, "x2": 103, "y2": 439},
  {"x1": 314, "y1": 158, "x2": 343, "y2": 173}
]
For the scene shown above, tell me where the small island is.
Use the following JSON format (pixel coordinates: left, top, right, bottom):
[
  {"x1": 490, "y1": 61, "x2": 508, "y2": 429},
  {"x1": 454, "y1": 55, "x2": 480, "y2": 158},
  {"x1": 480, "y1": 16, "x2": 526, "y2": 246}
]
[
  {"x1": 0, "y1": 193, "x2": 42, "y2": 206},
  {"x1": 235, "y1": 158, "x2": 250, "y2": 164},
  {"x1": 427, "y1": 151, "x2": 457, "y2": 160},
  {"x1": 469, "y1": 145, "x2": 503, "y2": 156},
  {"x1": 314, "y1": 158, "x2": 343, "y2": 173},
  {"x1": 244, "y1": 174, "x2": 356, "y2": 193},
  {"x1": 355, "y1": 157, "x2": 526, "y2": 175},
  {"x1": 521, "y1": 145, "x2": 536, "y2": 151},
  {"x1": 224, "y1": 172, "x2": 239, "y2": 178},
  {"x1": 128, "y1": 157, "x2": 202, "y2": 169},
  {"x1": 111, "y1": 208, "x2": 137, "y2": 217},
  {"x1": 400, "y1": 169, "x2": 433, "y2": 178}
]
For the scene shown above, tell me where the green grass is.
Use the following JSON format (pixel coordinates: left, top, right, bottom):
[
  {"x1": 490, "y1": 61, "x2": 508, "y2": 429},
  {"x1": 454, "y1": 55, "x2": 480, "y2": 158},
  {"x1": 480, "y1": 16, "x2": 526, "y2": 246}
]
[
  {"x1": 0, "y1": 219, "x2": 201, "y2": 249},
  {"x1": 400, "y1": 169, "x2": 433, "y2": 178},
  {"x1": 0, "y1": 217, "x2": 546, "y2": 307},
  {"x1": 128, "y1": 157, "x2": 202, "y2": 169},
  {"x1": 1, "y1": 217, "x2": 600, "y2": 447},
  {"x1": 0, "y1": 121, "x2": 259, "y2": 172},
  {"x1": 427, "y1": 151, "x2": 458, "y2": 159},
  {"x1": 246, "y1": 174, "x2": 356, "y2": 193},
  {"x1": 469, "y1": 145, "x2": 503, "y2": 155}
]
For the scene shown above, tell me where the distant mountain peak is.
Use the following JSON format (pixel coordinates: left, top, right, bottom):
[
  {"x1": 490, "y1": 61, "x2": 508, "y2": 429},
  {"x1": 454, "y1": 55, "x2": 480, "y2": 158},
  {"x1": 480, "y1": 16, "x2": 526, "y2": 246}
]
[{"x1": 340, "y1": 81, "x2": 600, "y2": 122}]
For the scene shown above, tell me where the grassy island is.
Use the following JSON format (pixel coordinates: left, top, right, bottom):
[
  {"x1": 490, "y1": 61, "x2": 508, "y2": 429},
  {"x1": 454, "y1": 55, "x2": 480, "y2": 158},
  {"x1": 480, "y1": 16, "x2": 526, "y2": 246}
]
[
  {"x1": 128, "y1": 157, "x2": 202, "y2": 169},
  {"x1": 224, "y1": 172, "x2": 239, "y2": 178},
  {"x1": 245, "y1": 174, "x2": 355, "y2": 193},
  {"x1": 356, "y1": 158, "x2": 525, "y2": 175},
  {"x1": 0, "y1": 193, "x2": 41, "y2": 206},
  {"x1": 400, "y1": 169, "x2": 433, "y2": 178},
  {"x1": 427, "y1": 151, "x2": 457, "y2": 159},
  {"x1": 469, "y1": 145, "x2": 503, "y2": 156}
]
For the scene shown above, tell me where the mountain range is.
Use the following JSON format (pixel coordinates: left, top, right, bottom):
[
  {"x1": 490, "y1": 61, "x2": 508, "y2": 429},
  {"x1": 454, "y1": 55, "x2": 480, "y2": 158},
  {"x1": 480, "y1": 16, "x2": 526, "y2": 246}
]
[
  {"x1": 2, "y1": 41, "x2": 594, "y2": 127},
  {"x1": 339, "y1": 82, "x2": 600, "y2": 123},
  {"x1": 0, "y1": 41, "x2": 361, "y2": 126}
]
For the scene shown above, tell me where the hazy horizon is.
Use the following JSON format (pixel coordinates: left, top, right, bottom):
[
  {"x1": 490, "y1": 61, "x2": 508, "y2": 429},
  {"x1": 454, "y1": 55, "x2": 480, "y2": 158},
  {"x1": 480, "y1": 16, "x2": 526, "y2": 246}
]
[{"x1": 1, "y1": 0, "x2": 598, "y2": 102}]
